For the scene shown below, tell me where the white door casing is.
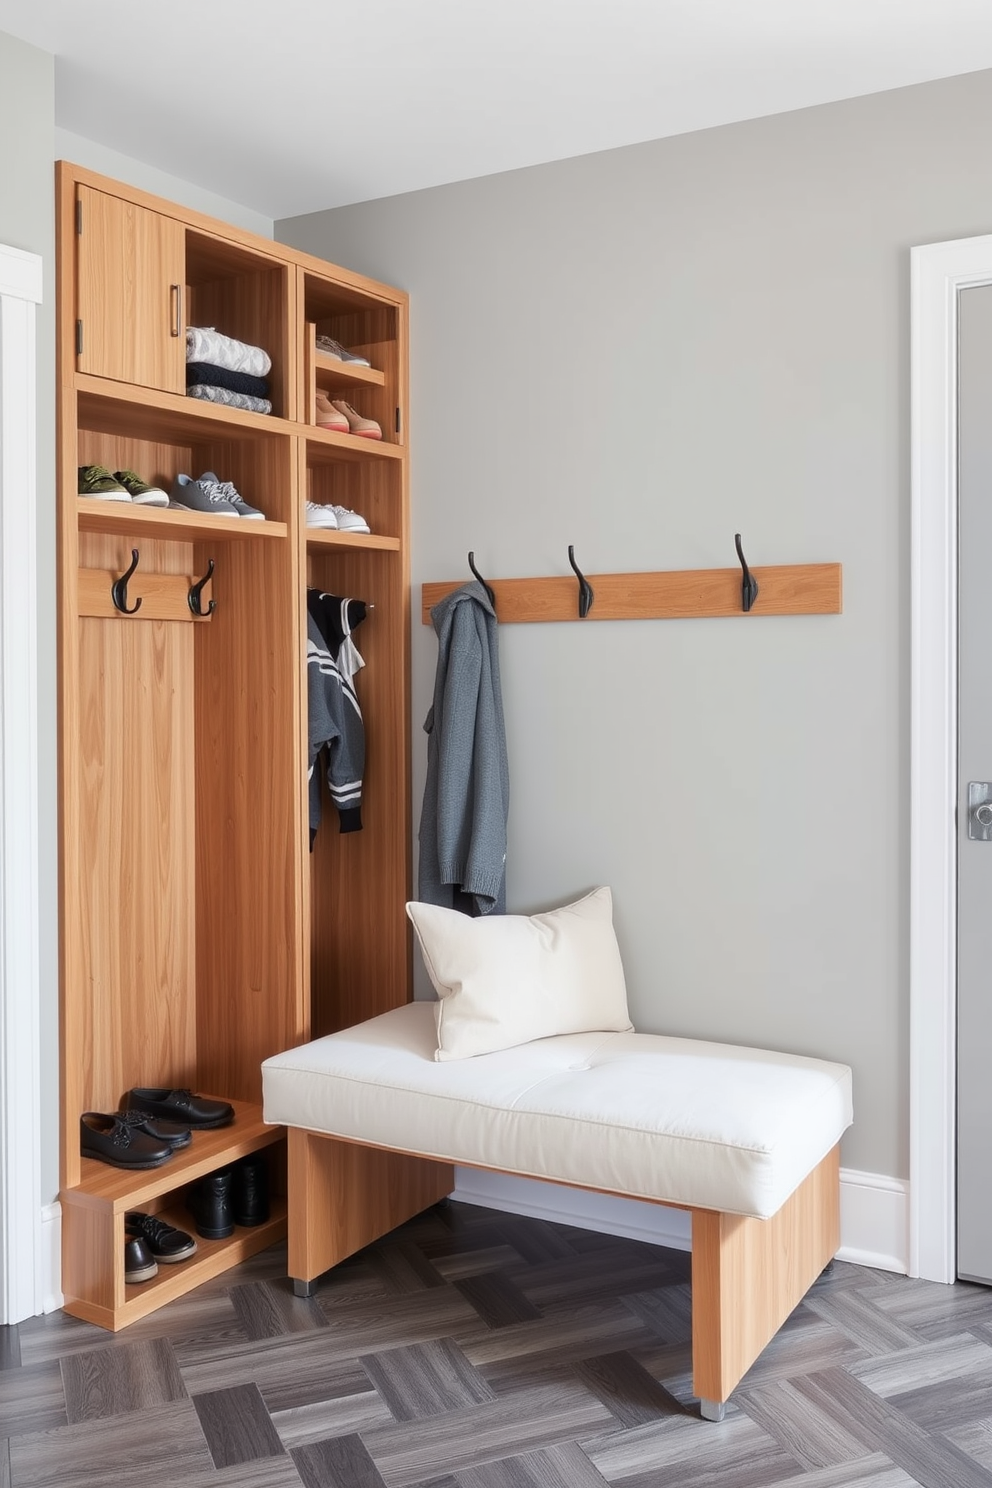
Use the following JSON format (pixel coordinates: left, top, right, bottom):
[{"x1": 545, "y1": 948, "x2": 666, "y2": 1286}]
[
  {"x1": 910, "y1": 233, "x2": 992, "y2": 1284},
  {"x1": 0, "y1": 242, "x2": 43, "y2": 1324}
]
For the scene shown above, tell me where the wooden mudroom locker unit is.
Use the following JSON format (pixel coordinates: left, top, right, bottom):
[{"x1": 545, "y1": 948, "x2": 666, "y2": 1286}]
[{"x1": 55, "y1": 162, "x2": 411, "y2": 1328}]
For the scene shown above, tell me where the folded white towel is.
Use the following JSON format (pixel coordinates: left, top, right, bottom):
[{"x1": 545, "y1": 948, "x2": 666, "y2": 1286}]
[{"x1": 186, "y1": 325, "x2": 272, "y2": 377}]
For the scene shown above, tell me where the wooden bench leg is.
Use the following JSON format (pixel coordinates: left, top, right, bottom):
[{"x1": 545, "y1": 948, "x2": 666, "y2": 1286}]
[
  {"x1": 287, "y1": 1129, "x2": 455, "y2": 1286},
  {"x1": 690, "y1": 1143, "x2": 840, "y2": 1415}
]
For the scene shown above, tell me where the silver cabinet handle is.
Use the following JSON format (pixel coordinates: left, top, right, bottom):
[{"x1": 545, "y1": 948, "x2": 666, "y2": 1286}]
[
  {"x1": 170, "y1": 283, "x2": 183, "y2": 338},
  {"x1": 978, "y1": 805, "x2": 992, "y2": 828}
]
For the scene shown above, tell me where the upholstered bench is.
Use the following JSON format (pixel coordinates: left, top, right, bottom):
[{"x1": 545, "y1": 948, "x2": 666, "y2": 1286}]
[{"x1": 262, "y1": 999, "x2": 853, "y2": 1420}]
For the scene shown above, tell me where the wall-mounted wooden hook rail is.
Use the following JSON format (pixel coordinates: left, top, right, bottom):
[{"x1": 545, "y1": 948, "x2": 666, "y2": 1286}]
[
  {"x1": 422, "y1": 561, "x2": 842, "y2": 626},
  {"x1": 79, "y1": 567, "x2": 215, "y2": 622}
]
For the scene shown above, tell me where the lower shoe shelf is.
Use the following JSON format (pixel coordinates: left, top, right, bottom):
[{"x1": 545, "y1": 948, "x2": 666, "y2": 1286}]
[{"x1": 60, "y1": 1099, "x2": 287, "y2": 1330}]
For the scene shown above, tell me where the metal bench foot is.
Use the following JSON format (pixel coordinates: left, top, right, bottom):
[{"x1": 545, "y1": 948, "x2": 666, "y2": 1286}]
[
  {"x1": 700, "y1": 1398, "x2": 726, "y2": 1422},
  {"x1": 293, "y1": 1278, "x2": 316, "y2": 1298}
]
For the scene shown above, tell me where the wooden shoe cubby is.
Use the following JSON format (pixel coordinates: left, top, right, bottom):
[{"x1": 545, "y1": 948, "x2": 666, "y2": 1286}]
[{"x1": 57, "y1": 162, "x2": 412, "y2": 1328}]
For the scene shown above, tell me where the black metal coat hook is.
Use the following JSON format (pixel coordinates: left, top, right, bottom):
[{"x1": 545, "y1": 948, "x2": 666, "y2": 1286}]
[
  {"x1": 735, "y1": 533, "x2": 759, "y2": 613},
  {"x1": 188, "y1": 559, "x2": 216, "y2": 617},
  {"x1": 111, "y1": 548, "x2": 142, "y2": 615},
  {"x1": 468, "y1": 551, "x2": 496, "y2": 609},
  {"x1": 567, "y1": 545, "x2": 594, "y2": 618}
]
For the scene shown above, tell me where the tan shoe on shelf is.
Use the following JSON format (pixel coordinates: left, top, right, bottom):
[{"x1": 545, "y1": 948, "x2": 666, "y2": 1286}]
[
  {"x1": 314, "y1": 391, "x2": 349, "y2": 433},
  {"x1": 331, "y1": 399, "x2": 382, "y2": 440}
]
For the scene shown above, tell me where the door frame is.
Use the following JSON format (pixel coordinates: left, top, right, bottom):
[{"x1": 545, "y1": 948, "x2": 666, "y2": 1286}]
[
  {"x1": 910, "y1": 233, "x2": 992, "y2": 1284},
  {"x1": 0, "y1": 243, "x2": 43, "y2": 1322}
]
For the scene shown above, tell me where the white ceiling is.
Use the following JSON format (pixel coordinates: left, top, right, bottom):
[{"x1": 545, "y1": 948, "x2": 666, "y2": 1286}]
[{"x1": 2, "y1": 0, "x2": 992, "y2": 221}]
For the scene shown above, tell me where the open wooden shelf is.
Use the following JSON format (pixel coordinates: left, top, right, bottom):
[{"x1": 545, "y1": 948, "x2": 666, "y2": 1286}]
[
  {"x1": 61, "y1": 1100, "x2": 287, "y2": 1330},
  {"x1": 314, "y1": 350, "x2": 385, "y2": 390},
  {"x1": 306, "y1": 529, "x2": 401, "y2": 553},
  {"x1": 116, "y1": 1199, "x2": 288, "y2": 1329},
  {"x1": 304, "y1": 426, "x2": 404, "y2": 462},
  {"x1": 77, "y1": 372, "x2": 287, "y2": 439},
  {"x1": 68, "y1": 1100, "x2": 283, "y2": 1211}
]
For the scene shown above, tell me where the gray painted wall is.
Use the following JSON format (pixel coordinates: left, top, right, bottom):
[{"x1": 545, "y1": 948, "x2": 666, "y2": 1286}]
[
  {"x1": 278, "y1": 67, "x2": 992, "y2": 1181},
  {"x1": 54, "y1": 128, "x2": 274, "y2": 239}
]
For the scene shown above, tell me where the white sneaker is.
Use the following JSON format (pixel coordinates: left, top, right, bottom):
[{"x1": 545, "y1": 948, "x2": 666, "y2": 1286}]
[
  {"x1": 305, "y1": 502, "x2": 339, "y2": 529},
  {"x1": 330, "y1": 505, "x2": 371, "y2": 533}
]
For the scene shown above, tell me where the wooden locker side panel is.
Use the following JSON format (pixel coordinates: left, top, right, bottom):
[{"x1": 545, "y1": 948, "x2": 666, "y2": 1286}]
[{"x1": 193, "y1": 525, "x2": 308, "y2": 1101}]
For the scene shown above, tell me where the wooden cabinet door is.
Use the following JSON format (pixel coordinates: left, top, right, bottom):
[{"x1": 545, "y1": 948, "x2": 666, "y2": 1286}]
[{"x1": 75, "y1": 184, "x2": 186, "y2": 393}]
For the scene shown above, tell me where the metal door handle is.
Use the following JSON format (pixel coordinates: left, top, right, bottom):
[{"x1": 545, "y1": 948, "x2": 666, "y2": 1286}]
[
  {"x1": 968, "y1": 783, "x2": 992, "y2": 840},
  {"x1": 170, "y1": 283, "x2": 183, "y2": 338}
]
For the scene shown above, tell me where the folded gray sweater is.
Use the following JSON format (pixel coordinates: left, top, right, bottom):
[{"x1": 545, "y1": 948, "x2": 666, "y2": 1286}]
[{"x1": 187, "y1": 384, "x2": 272, "y2": 416}]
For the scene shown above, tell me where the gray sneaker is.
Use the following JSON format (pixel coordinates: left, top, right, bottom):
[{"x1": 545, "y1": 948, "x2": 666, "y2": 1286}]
[
  {"x1": 198, "y1": 471, "x2": 264, "y2": 520},
  {"x1": 314, "y1": 334, "x2": 371, "y2": 367},
  {"x1": 169, "y1": 473, "x2": 239, "y2": 517}
]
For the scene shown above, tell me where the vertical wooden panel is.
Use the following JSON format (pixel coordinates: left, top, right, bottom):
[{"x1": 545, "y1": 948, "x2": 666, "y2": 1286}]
[
  {"x1": 288, "y1": 1131, "x2": 452, "y2": 1283},
  {"x1": 59, "y1": 1196, "x2": 122, "y2": 1321},
  {"x1": 76, "y1": 610, "x2": 197, "y2": 1111},
  {"x1": 691, "y1": 1144, "x2": 840, "y2": 1406},
  {"x1": 194, "y1": 448, "x2": 307, "y2": 1100}
]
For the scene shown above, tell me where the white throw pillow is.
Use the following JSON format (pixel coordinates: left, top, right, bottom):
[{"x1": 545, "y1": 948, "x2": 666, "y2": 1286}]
[{"x1": 406, "y1": 887, "x2": 633, "y2": 1061}]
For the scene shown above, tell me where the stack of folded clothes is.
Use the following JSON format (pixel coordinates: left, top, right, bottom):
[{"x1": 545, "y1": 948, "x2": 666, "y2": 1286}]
[{"x1": 186, "y1": 325, "x2": 273, "y2": 415}]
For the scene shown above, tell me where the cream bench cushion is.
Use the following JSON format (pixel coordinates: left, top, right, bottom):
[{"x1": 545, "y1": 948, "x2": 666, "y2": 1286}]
[{"x1": 262, "y1": 1001, "x2": 853, "y2": 1220}]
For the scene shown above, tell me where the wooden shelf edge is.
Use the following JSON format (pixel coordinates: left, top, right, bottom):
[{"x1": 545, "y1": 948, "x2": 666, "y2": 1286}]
[
  {"x1": 304, "y1": 426, "x2": 403, "y2": 461},
  {"x1": 306, "y1": 530, "x2": 400, "y2": 552},
  {"x1": 77, "y1": 500, "x2": 288, "y2": 541},
  {"x1": 75, "y1": 371, "x2": 290, "y2": 437},
  {"x1": 313, "y1": 350, "x2": 386, "y2": 388},
  {"x1": 421, "y1": 563, "x2": 843, "y2": 625}
]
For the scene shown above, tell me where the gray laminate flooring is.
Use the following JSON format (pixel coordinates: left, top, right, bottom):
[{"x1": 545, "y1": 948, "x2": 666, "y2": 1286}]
[{"x1": 3, "y1": 1201, "x2": 992, "y2": 1488}]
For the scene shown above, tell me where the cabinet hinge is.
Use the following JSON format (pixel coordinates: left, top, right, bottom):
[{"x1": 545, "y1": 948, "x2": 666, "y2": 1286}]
[
  {"x1": 76, "y1": 199, "x2": 82, "y2": 235},
  {"x1": 395, "y1": 407, "x2": 401, "y2": 435},
  {"x1": 75, "y1": 320, "x2": 83, "y2": 357}
]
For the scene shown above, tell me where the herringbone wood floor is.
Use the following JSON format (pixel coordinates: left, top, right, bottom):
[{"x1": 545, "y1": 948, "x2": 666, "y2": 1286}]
[{"x1": 3, "y1": 1200, "x2": 992, "y2": 1487}]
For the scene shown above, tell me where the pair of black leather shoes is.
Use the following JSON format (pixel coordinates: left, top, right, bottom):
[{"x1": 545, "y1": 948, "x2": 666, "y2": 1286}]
[
  {"x1": 186, "y1": 1155, "x2": 269, "y2": 1239},
  {"x1": 122, "y1": 1088, "x2": 235, "y2": 1130},
  {"x1": 80, "y1": 1110, "x2": 187, "y2": 1169},
  {"x1": 80, "y1": 1089, "x2": 234, "y2": 1169}
]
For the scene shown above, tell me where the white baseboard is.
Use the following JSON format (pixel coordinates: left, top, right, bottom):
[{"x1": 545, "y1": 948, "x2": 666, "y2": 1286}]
[
  {"x1": 39, "y1": 1202, "x2": 63, "y2": 1315},
  {"x1": 451, "y1": 1165, "x2": 909, "y2": 1276},
  {"x1": 837, "y1": 1167, "x2": 908, "y2": 1274}
]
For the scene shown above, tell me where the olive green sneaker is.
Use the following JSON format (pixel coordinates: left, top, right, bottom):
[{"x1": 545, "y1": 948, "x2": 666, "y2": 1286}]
[
  {"x1": 77, "y1": 465, "x2": 131, "y2": 502},
  {"x1": 113, "y1": 469, "x2": 169, "y2": 508}
]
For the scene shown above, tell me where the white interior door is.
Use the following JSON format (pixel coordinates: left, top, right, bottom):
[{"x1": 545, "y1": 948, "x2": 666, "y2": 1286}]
[
  {"x1": 0, "y1": 243, "x2": 43, "y2": 1322},
  {"x1": 956, "y1": 282, "x2": 992, "y2": 1284}
]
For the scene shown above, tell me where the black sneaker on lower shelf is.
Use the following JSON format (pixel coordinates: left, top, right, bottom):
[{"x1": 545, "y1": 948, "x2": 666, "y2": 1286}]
[
  {"x1": 125, "y1": 1212, "x2": 198, "y2": 1263},
  {"x1": 124, "y1": 1235, "x2": 158, "y2": 1285}
]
